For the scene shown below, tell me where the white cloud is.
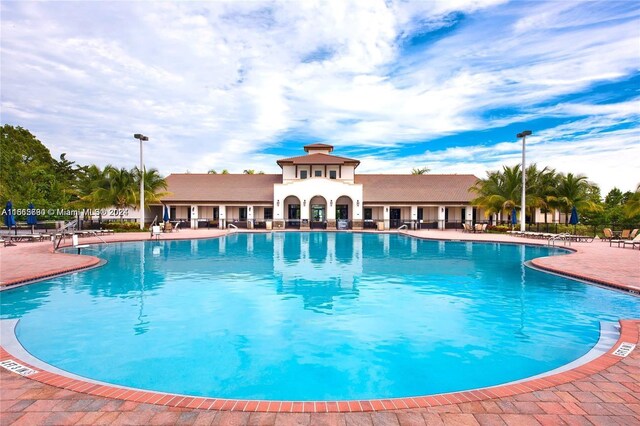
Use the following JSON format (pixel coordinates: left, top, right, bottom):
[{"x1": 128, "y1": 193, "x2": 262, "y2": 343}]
[{"x1": 1, "y1": 0, "x2": 638, "y2": 193}]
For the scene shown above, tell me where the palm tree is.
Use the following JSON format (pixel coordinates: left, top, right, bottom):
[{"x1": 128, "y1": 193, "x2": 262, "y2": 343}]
[
  {"x1": 411, "y1": 167, "x2": 430, "y2": 175},
  {"x1": 207, "y1": 169, "x2": 217, "y2": 174},
  {"x1": 471, "y1": 165, "x2": 522, "y2": 222},
  {"x1": 526, "y1": 165, "x2": 558, "y2": 224},
  {"x1": 624, "y1": 184, "x2": 640, "y2": 218},
  {"x1": 221, "y1": 169, "x2": 230, "y2": 174},
  {"x1": 243, "y1": 169, "x2": 255, "y2": 174},
  {"x1": 74, "y1": 165, "x2": 109, "y2": 208},
  {"x1": 73, "y1": 164, "x2": 110, "y2": 223},
  {"x1": 555, "y1": 173, "x2": 601, "y2": 224},
  {"x1": 133, "y1": 167, "x2": 169, "y2": 208},
  {"x1": 91, "y1": 166, "x2": 137, "y2": 221}
]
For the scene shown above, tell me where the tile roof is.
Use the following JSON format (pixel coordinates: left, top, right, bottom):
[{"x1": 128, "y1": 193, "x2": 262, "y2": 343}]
[
  {"x1": 161, "y1": 174, "x2": 281, "y2": 203},
  {"x1": 276, "y1": 152, "x2": 360, "y2": 166},
  {"x1": 355, "y1": 174, "x2": 479, "y2": 203},
  {"x1": 160, "y1": 173, "x2": 479, "y2": 204}
]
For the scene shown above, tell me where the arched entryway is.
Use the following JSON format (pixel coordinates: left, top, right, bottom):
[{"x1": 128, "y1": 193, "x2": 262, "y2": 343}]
[
  {"x1": 309, "y1": 195, "x2": 327, "y2": 229},
  {"x1": 283, "y1": 195, "x2": 301, "y2": 229},
  {"x1": 335, "y1": 195, "x2": 353, "y2": 230}
]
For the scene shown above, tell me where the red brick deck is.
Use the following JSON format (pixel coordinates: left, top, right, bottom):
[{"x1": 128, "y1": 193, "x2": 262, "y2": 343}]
[{"x1": 1, "y1": 229, "x2": 638, "y2": 425}]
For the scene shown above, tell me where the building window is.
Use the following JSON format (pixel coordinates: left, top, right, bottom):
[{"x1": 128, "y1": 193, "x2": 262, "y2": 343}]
[
  {"x1": 239, "y1": 207, "x2": 247, "y2": 221},
  {"x1": 364, "y1": 208, "x2": 372, "y2": 220},
  {"x1": 264, "y1": 207, "x2": 273, "y2": 220},
  {"x1": 314, "y1": 170, "x2": 322, "y2": 177},
  {"x1": 329, "y1": 170, "x2": 337, "y2": 179},
  {"x1": 300, "y1": 170, "x2": 308, "y2": 179}
]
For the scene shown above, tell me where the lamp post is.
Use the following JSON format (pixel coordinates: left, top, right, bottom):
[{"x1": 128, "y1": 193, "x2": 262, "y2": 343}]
[
  {"x1": 133, "y1": 133, "x2": 149, "y2": 230},
  {"x1": 516, "y1": 130, "x2": 532, "y2": 233}
]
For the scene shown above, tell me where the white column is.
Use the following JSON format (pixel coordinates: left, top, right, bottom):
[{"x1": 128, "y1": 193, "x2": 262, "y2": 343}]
[
  {"x1": 437, "y1": 205, "x2": 446, "y2": 230},
  {"x1": 274, "y1": 199, "x2": 284, "y2": 220},
  {"x1": 465, "y1": 206, "x2": 473, "y2": 227},
  {"x1": 411, "y1": 205, "x2": 418, "y2": 230},
  {"x1": 219, "y1": 205, "x2": 226, "y2": 229},
  {"x1": 301, "y1": 199, "x2": 310, "y2": 221},
  {"x1": 354, "y1": 199, "x2": 363, "y2": 220},
  {"x1": 327, "y1": 199, "x2": 336, "y2": 220},
  {"x1": 383, "y1": 205, "x2": 390, "y2": 230},
  {"x1": 247, "y1": 205, "x2": 254, "y2": 228},
  {"x1": 190, "y1": 205, "x2": 198, "y2": 229}
]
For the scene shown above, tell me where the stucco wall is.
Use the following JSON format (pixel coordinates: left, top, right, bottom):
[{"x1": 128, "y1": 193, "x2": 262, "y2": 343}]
[{"x1": 274, "y1": 178, "x2": 363, "y2": 221}]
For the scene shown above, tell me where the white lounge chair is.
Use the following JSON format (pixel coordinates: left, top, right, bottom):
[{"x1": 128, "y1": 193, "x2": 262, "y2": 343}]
[{"x1": 612, "y1": 233, "x2": 640, "y2": 249}]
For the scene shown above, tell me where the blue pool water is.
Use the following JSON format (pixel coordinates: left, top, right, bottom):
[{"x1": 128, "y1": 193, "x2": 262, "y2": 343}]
[{"x1": 1, "y1": 232, "x2": 639, "y2": 400}]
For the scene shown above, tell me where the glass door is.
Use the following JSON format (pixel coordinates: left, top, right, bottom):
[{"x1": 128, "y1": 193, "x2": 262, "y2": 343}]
[{"x1": 312, "y1": 205, "x2": 325, "y2": 221}]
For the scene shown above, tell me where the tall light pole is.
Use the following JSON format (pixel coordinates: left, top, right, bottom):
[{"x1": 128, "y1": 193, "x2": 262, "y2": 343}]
[
  {"x1": 516, "y1": 130, "x2": 532, "y2": 233},
  {"x1": 133, "y1": 133, "x2": 149, "y2": 230}
]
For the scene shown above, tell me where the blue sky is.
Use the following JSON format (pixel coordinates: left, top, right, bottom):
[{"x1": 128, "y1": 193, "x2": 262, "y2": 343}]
[{"x1": 1, "y1": 0, "x2": 639, "y2": 193}]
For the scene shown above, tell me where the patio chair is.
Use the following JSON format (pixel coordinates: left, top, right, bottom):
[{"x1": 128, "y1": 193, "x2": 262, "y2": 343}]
[
  {"x1": 621, "y1": 233, "x2": 640, "y2": 250},
  {"x1": 163, "y1": 222, "x2": 173, "y2": 233},
  {"x1": 610, "y1": 232, "x2": 640, "y2": 248},
  {"x1": 630, "y1": 229, "x2": 639, "y2": 239},
  {"x1": 620, "y1": 229, "x2": 631, "y2": 239},
  {"x1": 602, "y1": 228, "x2": 614, "y2": 242},
  {"x1": 1, "y1": 236, "x2": 16, "y2": 247}
]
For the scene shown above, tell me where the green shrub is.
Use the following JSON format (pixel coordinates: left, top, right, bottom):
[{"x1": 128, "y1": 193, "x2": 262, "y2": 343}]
[
  {"x1": 103, "y1": 222, "x2": 145, "y2": 232},
  {"x1": 487, "y1": 225, "x2": 510, "y2": 233}
]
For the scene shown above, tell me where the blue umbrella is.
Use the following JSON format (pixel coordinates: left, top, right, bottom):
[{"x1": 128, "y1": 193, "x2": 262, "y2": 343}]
[
  {"x1": 27, "y1": 202, "x2": 37, "y2": 233},
  {"x1": 569, "y1": 206, "x2": 578, "y2": 225},
  {"x1": 4, "y1": 201, "x2": 16, "y2": 235},
  {"x1": 163, "y1": 205, "x2": 170, "y2": 222},
  {"x1": 569, "y1": 206, "x2": 579, "y2": 234},
  {"x1": 511, "y1": 207, "x2": 518, "y2": 226}
]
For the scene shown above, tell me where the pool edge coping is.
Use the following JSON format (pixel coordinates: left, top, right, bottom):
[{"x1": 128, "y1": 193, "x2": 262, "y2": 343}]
[{"x1": 0, "y1": 319, "x2": 637, "y2": 413}]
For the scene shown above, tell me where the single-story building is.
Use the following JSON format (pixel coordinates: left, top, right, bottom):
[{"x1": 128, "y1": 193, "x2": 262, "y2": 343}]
[{"x1": 151, "y1": 144, "x2": 492, "y2": 230}]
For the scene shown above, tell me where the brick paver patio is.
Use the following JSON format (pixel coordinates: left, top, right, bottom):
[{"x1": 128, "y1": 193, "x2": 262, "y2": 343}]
[{"x1": 1, "y1": 229, "x2": 638, "y2": 425}]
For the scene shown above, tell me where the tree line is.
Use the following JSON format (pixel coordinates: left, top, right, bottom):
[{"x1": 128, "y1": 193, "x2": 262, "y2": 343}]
[
  {"x1": 1, "y1": 125, "x2": 167, "y2": 220},
  {"x1": 471, "y1": 164, "x2": 640, "y2": 225}
]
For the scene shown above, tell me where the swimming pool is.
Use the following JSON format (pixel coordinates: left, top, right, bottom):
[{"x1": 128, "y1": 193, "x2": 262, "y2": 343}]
[{"x1": 1, "y1": 232, "x2": 638, "y2": 401}]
